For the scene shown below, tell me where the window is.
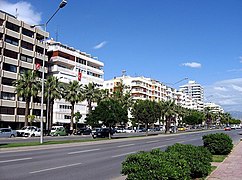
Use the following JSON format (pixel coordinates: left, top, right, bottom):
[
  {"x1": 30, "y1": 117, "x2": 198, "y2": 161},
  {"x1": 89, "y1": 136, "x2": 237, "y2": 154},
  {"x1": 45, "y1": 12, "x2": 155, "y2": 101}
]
[
  {"x1": 0, "y1": 19, "x2": 4, "y2": 26},
  {"x1": 6, "y1": 22, "x2": 19, "y2": 32},
  {"x1": 22, "y1": 28, "x2": 34, "y2": 38},
  {"x1": 3, "y1": 49, "x2": 18, "y2": 59},
  {"x1": 21, "y1": 41, "x2": 33, "y2": 50},
  {"x1": 36, "y1": 46, "x2": 44, "y2": 54},
  {"x1": 33, "y1": 109, "x2": 41, "y2": 116},
  {"x1": 59, "y1": 105, "x2": 72, "y2": 109},
  {"x1": 19, "y1": 67, "x2": 30, "y2": 74},
  {"x1": 5, "y1": 35, "x2": 19, "y2": 46},
  {"x1": 1, "y1": 92, "x2": 15, "y2": 100},
  {"x1": 33, "y1": 97, "x2": 41, "y2": 103},
  {"x1": 1, "y1": 77, "x2": 15, "y2": 86},
  {"x1": 17, "y1": 108, "x2": 25, "y2": 115},
  {"x1": 64, "y1": 115, "x2": 71, "y2": 119},
  {"x1": 0, "y1": 106, "x2": 15, "y2": 115},
  {"x1": 20, "y1": 54, "x2": 33, "y2": 63},
  {"x1": 3, "y1": 63, "x2": 17, "y2": 73},
  {"x1": 77, "y1": 57, "x2": 86, "y2": 65}
]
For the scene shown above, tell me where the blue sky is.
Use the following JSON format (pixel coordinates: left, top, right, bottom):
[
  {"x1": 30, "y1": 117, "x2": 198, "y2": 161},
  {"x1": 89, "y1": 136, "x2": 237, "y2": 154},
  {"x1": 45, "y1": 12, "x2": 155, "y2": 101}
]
[{"x1": 0, "y1": 0, "x2": 242, "y2": 112}]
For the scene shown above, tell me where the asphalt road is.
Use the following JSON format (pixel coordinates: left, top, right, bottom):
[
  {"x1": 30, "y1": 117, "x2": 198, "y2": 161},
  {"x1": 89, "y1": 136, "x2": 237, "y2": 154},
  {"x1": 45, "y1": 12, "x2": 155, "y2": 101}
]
[{"x1": 0, "y1": 129, "x2": 241, "y2": 180}]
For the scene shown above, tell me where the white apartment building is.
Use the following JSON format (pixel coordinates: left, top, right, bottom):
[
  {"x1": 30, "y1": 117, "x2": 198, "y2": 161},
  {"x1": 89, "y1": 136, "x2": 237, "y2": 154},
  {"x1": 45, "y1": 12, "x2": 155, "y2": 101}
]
[
  {"x1": 204, "y1": 102, "x2": 224, "y2": 114},
  {"x1": 179, "y1": 80, "x2": 204, "y2": 111},
  {"x1": 0, "y1": 11, "x2": 48, "y2": 128},
  {"x1": 47, "y1": 40, "x2": 104, "y2": 125}
]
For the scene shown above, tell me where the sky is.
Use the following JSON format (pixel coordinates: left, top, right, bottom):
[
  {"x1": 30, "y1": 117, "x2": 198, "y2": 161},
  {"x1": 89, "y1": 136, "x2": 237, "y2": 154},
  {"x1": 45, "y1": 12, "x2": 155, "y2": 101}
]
[{"x1": 0, "y1": 0, "x2": 242, "y2": 112}]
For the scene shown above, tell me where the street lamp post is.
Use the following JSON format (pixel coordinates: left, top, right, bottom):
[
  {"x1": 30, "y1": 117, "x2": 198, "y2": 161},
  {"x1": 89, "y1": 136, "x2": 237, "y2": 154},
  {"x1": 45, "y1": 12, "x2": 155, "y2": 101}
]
[{"x1": 31, "y1": 0, "x2": 67, "y2": 144}]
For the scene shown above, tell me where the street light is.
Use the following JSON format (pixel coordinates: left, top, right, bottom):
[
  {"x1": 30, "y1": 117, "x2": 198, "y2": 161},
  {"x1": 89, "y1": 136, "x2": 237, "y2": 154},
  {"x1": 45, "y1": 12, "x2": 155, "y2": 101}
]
[{"x1": 31, "y1": 0, "x2": 67, "y2": 144}]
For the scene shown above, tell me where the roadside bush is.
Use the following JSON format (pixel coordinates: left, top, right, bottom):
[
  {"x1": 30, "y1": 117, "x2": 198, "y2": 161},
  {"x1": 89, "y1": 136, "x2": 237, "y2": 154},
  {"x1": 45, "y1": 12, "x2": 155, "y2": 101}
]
[
  {"x1": 202, "y1": 133, "x2": 233, "y2": 155},
  {"x1": 122, "y1": 149, "x2": 191, "y2": 180},
  {"x1": 166, "y1": 143, "x2": 212, "y2": 179}
]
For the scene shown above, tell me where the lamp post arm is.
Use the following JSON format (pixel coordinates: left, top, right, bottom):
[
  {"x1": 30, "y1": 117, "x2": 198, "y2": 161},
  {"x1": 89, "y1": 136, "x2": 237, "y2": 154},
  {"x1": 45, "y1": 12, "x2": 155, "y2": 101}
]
[{"x1": 46, "y1": 7, "x2": 61, "y2": 26}]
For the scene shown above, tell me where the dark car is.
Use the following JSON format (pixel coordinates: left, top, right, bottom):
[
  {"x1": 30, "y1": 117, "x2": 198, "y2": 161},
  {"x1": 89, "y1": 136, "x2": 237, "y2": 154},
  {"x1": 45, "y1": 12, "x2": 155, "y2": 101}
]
[
  {"x1": 76, "y1": 128, "x2": 92, "y2": 135},
  {"x1": 92, "y1": 128, "x2": 114, "y2": 138}
]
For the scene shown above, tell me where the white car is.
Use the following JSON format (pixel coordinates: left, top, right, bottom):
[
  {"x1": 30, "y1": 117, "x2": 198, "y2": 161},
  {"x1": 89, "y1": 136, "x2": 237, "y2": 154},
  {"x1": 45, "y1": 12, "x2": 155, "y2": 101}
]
[{"x1": 16, "y1": 126, "x2": 40, "y2": 137}]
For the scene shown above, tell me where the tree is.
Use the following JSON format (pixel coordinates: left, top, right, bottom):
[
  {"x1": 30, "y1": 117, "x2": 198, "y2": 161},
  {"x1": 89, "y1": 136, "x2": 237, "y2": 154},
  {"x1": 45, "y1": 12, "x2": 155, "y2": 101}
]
[
  {"x1": 131, "y1": 100, "x2": 157, "y2": 136},
  {"x1": 13, "y1": 70, "x2": 40, "y2": 126},
  {"x1": 62, "y1": 80, "x2": 83, "y2": 133},
  {"x1": 74, "y1": 111, "x2": 82, "y2": 133},
  {"x1": 183, "y1": 110, "x2": 204, "y2": 125},
  {"x1": 86, "y1": 98, "x2": 128, "y2": 139},
  {"x1": 161, "y1": 100, "x2": 176, "y2": 133},
  {"x1": 82, "y1": 82, "x2": 100, "y2": 114},
  {"x1": 45, "y1": 76, "x2": 62, "y2": 131}
]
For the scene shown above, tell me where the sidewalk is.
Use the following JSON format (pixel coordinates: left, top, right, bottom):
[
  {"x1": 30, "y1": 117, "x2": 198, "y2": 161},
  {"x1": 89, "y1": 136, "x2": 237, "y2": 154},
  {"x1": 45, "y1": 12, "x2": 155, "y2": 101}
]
[{"x1": 207, "y1": 140, "x2": 242, "y2": 180}]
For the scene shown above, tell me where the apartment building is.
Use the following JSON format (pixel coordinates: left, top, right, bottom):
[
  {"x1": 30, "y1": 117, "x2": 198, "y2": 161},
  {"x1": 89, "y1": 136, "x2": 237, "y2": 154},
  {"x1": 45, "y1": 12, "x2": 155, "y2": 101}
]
[
  {"x1": 47, "y1": 40, "x2": 104, "y2": 125},
  {"x1": 204, "y1": 102, "x2": 224, "y2": 114},
  {"x1": 104, "y1": 75, "x2": 169, "y2": 102},
  {"x1": 0, "y1": 11, "x2": 48, "y2": 128}
]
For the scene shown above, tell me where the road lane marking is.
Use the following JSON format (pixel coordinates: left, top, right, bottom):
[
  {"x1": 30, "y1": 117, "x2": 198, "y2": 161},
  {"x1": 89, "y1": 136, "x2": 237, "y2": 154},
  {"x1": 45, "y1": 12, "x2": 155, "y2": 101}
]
[
  {"x1": 29, "y1": 162, "x2": 82, "y2": 174},
  {"x1": 68, "y1": 148, "x2": 100, "y2": 155},
  {"x1": 0, "y1": 157, "x2": 32, "y2": 164},
  {"x1": 145, "y1": 140, "x2": 159, "y2": 144},
  {"x1": 112, "y1": 151, "x2": 137, "y2": 158},
  {"x1": 117, "y1": 144, "x2": 135, "y2": 148}
]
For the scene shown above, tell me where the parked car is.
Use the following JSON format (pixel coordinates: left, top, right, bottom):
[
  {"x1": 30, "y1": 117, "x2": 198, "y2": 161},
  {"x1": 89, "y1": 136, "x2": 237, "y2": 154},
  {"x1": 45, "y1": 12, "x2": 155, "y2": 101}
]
[
  {"x1": 16, "y1": 126, "x2": 39, "y2": 137},
  {"x1": 50, "y1": 126, "x2": 66, "y2": 136},
  {"x1": 224, "y1": 126, "x2": 231, "y2": 131},
  {"x1": 92, "y1": 128, "x2": 114, "y2": 138},
  {"x1": 76, "y1": 128, "x2": 92, "y2": 135},
  {"x1": 0, "y1": 128, "x2": 17, "y2": 138},
  {"x1": 177, "y1": 126, "x2": 186, "y2": 131}
]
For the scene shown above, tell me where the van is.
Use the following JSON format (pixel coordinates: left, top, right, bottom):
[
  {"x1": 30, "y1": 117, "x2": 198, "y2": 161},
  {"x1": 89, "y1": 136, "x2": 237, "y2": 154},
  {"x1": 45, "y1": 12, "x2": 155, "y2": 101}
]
[{"x1": 50, "y1": 126, "x2": 66, "y2": 136}]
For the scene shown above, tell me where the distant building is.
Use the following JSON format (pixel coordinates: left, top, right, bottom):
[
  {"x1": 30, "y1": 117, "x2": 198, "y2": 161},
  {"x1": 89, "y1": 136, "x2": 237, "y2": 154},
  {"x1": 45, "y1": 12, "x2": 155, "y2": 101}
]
[
  {"x1": 0, "y1": 10, "x2": 48, "y2": 128},
  {"x1": 47, "y1": 40, "x2": 104, "y2": 125},
  {"x1": 204, "y1": 102, "x2": 224, "y2": 114}
]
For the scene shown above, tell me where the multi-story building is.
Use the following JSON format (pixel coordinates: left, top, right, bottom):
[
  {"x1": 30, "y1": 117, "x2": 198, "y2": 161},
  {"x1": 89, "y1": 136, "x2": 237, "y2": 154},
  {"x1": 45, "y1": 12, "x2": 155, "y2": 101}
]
[
  {"x1": 204, "y1": 102, "x2": 224, "y2": 114},
  {"x1": 47, "y1": 40, "x2": 104, "y2": 125},
  {"x1": 179, "y1": 80, "x2": 204, "y2": 111},
  {"x1": 0, "y1": 10, "x2": 48, "y2": 128}
]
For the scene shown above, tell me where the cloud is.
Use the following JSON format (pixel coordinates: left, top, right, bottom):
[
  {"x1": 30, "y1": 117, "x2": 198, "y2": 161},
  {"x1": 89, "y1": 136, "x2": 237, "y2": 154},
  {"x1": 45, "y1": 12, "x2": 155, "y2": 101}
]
[
  {"x1": 227, "y1": 68, "x2": 242, "y2": 72},
  {"x1": 239, "y1": 57, "x2": 242, "y2": 63},
  {"x1": 0, "y1": 0, "x2": 41, "y2": 25},
  {"x1": 93, "y1": 41, "x2": 107, "y2": 49},
  {"x1": 205, "y1": 78, "x2": 242, "y2": 111},
  {"x1": 181, "y1": 62, "x2": 201, "y2": 68}
]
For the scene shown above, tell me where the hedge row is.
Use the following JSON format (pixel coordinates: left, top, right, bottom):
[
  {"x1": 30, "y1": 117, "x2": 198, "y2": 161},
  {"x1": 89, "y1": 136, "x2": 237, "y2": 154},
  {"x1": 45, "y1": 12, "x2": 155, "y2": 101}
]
[{"x1": 122, "y1": 133, "x2": 233, "y2": 180}]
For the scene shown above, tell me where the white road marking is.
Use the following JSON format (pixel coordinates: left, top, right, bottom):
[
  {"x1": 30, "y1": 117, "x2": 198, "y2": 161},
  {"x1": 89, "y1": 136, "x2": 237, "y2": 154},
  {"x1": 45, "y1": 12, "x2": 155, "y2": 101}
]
[
  {"x1": 151, "y1": 144, "x2": 168, "y2": 149},
  {"x1": 145, "y1": 140, "x2": 159, "y2": 144},
  {"x1": 0, "y1": 157, "x2": 33, "y2": 163},
  {"x1": 117, "y1": 144, "x2": 135, "y2": 148},
  {"x1": 68, "y1": 148, "x2": 100, "y2": 155},
  {"x1": 112, "y1": 151, "x2": 137, "y2": 158},
  {"x1": 29, "y1": 162, "x2": 82, "y2": 174}
]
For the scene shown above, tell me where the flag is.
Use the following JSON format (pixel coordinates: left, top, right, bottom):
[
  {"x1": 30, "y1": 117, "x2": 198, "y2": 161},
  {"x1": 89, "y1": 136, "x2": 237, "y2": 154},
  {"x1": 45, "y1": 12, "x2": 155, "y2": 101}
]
[{"x1": 78, "y1": 72, "x2": 82, "y2": 81}]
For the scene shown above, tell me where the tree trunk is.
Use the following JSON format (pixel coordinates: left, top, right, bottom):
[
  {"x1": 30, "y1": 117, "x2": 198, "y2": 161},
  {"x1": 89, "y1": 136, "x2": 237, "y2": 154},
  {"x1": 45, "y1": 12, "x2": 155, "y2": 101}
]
[
  {"x1": 109, "y1": 124, "x2": 112, "y2": 139},
  {"x1": 25, "y1": 100, "x2": 30, "y2": 126},
  {"x1": 49, "y1": 100, "x2": 54, "y2": 132},
  {"x1": 145, "y1": 123, "x2": 148, "y2": 136},
  {"x1": 70, "y1": 103, "x2": 74, "y2": 134},
  {"x1": 88, "y1": 99, "x2": 92, "y2": 114}
]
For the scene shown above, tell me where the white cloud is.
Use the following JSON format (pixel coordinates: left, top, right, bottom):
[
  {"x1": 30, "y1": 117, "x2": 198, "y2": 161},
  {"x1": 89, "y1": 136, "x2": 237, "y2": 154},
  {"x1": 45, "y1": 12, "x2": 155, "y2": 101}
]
[
  {"x1": 214, "y1": 86, "x2": 227, "y2": 91},
  {"x1": 181, "y1": 62, "x2": 201, "y2": 68},
  {"x1": 239, "y1": 56, "x2": 242, "y2": 63},
  {"x1": 93, "y1": 41, "x2": 107, "y2": 49},
  {"x1": 0, "y1": 0, "x2": 41, "y2": 25},
  {"x1": 205, "y1": 78, "x2": 242, "y2": 111}
]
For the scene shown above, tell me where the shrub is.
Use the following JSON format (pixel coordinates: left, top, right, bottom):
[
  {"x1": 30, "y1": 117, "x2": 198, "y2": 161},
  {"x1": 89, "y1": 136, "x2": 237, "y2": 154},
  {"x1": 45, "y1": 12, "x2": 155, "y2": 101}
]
[
  {"x1": 122, "y1": 149, "x2": 191, "y2": 180},
  {"x1": 202, "y1": 133, "x2": 233, "y2": 155},
  {"x1": 165, "y1": 143, "x2": 212, "y2": 179}
]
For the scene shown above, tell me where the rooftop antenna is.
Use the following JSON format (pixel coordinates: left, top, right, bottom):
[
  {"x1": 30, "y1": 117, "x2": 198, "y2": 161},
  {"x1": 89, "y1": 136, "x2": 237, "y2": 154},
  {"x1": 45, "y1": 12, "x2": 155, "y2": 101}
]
[
  {"x1": 15, "y1": 8, "x2": 19, "y2": 19},
  {"x1": 122, "y1": 70, "x2": 126, "y2": 77},
  {"x1": 55, "y1": 26, "x2": 59, "y2": 41}
]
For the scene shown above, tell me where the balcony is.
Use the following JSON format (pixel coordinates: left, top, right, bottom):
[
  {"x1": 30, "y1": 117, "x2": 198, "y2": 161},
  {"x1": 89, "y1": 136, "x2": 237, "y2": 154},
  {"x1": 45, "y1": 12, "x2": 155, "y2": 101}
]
[
  {"x1": 1, "y1": 70, "x2": 17, "y2": 79},
  {"x1": 20, "y1": 47, "x2": 34, "y2": 57},
  {"x1": 3, "y1": 56, "x2": 18, "y2": 66},
  {"x1": 4, "y1": 42, "x2": 19, "y2": 52},
  {"x1": 21, "y1": 34, "x2": 34, "y2": 44},
  {"x1": 35, "y1": 52, "x2": 47, "y2": 61},
  {"x1": 50, "y1": 56, "x2": 76, "y2": 67},
  {"x1": 50, "y1": 65, "x2": 76, "y2": 76},
  {"x1": 86, "y1": 65, "x2": 104, "y2": 75},
  {"x1": 5, "y1": 28, "x2": 20, "y2": 39},
  {"x1": 1, "y1": 84, "x2": 15, "y2": 93},
  {"x1": 35, "y1": 39, "x2": 45, "y2": 49}
]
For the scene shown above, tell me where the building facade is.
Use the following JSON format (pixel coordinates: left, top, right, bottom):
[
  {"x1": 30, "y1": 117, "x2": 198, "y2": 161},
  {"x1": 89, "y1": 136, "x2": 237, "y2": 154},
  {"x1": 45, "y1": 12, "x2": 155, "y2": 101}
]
[
  {"x1": 0, "y1": 11, "x2": 48, "y2": 128},
  {"x1": 47, "y1": 40, "x2": 104, "y2": 125}
]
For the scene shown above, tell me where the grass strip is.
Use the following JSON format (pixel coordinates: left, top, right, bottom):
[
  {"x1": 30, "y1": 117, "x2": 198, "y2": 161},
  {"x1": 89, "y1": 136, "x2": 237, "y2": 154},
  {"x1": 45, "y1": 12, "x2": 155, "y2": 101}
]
[
  {"x1": 0, "y1": 138, "x2": 108, "y2": 148},
  {"x1": 212, "y1": 155, "x2": 227, "y2": 162}
]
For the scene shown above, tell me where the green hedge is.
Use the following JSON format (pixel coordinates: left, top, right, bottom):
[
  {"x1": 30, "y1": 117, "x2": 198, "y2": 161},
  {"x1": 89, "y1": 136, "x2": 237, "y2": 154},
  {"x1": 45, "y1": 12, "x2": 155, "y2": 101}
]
[
  {"x1": 166, "y1": 143, "x2": 212, "y2": 179},
  {"x1": 122, "y1": 149, "x2": 191, "y2": 180},
  {"x1": 202, "y1": 133, "x2": 233, "y2": 155}
]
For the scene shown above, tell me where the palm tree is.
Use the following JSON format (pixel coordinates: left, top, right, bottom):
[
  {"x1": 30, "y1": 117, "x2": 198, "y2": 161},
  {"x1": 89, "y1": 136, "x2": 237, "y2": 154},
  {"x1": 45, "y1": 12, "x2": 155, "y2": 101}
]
[
  {"x1": 45, "y1": 76, "x2": 62, "y2": 131},
  {"x1": 13, "y1": 70, "x2": 41, "y2": 126},
  {"x1": 62, "y1": 80, "x2": 83, "y2": 133},
  {"x1": 162, "y1": 100, "x2": 176, "y2": 133},
  {"x1": 82, "y1": 82, "x2": 100, "y2": 114}
]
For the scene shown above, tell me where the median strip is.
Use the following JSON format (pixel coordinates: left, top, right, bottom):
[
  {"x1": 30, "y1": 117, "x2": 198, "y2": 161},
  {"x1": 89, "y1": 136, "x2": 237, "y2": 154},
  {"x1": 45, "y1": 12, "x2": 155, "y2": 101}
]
[
  {"x1": 0, "y1": 157, "x2": 32, "y2": 163},
  {"x1": 68, "y1": 148, "x2": 100, "y2": 155},
  {"x1": 29, "y1": 162, "x2": 82, "y2": 174}
]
